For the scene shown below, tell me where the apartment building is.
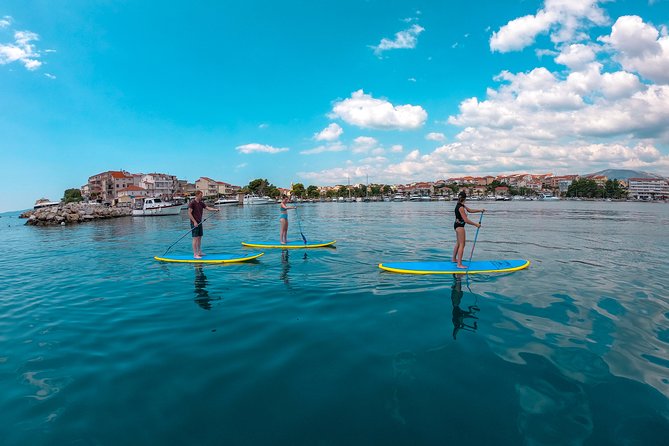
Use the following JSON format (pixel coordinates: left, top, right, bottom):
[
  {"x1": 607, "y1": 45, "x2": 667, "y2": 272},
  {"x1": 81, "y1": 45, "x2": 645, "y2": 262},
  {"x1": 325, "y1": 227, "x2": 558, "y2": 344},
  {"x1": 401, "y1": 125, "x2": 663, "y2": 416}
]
[{"x1": 628, "y1": 178, "x2": 669, "y2": 200}]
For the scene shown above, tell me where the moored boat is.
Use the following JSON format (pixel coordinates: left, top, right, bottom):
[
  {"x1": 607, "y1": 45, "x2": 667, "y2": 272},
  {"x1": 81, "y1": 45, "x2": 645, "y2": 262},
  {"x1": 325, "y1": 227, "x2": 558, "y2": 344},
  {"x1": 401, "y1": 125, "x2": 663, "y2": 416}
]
[
  {"x1": 132, "y1": 198, "x2": 181, "y2": 216},
  {"x1": 243, "y1": 194, "x2": 274, "y2": 205}
]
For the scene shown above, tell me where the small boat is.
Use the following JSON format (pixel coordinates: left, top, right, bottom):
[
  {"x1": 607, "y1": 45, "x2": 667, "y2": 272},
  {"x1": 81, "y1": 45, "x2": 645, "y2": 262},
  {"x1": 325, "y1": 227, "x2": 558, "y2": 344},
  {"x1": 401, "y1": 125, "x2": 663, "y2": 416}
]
[
  {"x1": 539, "y1": 193, "x2": 560, "y2": 201},
  {"x1": 214, "y1": 197, "x2": 239, "y2": 206},
  {"x1": 243, "y1": 194, "x2": 274, "y2": 205},
  {"x1": 34, "y1": 198, "x2": 61, "y2": 210},
  {"x1": 392, "y1": 193, "x2": 407, "y2": 202},
  {"x1": 132, "y1": 197, "x2": 181, "y2": 216}
]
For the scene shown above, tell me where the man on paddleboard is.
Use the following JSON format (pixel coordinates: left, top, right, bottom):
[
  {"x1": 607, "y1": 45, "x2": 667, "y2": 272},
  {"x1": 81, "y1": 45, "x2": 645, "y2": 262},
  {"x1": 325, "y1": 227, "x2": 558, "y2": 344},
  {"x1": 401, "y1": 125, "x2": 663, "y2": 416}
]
[{"x1": 188, "y1": 191, "x2": 219, "y2": 259}]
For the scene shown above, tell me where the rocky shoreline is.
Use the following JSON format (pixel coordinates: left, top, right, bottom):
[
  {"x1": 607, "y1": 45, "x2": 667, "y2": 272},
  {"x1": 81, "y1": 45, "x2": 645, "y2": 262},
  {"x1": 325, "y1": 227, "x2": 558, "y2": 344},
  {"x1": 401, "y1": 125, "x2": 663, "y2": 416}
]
[{"x1": 20, "y1": 203, "x2": 132, "y2": 226}]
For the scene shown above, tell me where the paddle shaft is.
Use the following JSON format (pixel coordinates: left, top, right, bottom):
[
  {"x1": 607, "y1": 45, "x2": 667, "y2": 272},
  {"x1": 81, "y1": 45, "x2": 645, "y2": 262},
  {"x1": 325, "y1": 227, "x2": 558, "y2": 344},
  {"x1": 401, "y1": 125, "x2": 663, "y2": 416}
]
[
  {"x1": 293, "y1": 206, "x2": 308, "y2": 244},
  {"x1": 466, "y1": 212, "x2": 484, "y2": 268},
  {"x1": 163, "y1": 214, "x2": 213, "y2": 256}
]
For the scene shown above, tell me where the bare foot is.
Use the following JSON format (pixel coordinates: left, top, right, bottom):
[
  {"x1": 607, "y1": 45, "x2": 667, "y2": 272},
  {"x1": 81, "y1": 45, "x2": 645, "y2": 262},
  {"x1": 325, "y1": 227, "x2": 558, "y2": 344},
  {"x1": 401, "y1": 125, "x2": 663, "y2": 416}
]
[
  {"x1": 457, "y1": 264, "x2": 468, "y2": 269},
  {"x1": 451, "y1": 258, "x2": 457, "y2": 262},
  {"x1": 194, "y1": 255, "x2": 202, "y2": 259},
  {"x1": 198, "y1": 252, "x2": 205, "y2": 256}
]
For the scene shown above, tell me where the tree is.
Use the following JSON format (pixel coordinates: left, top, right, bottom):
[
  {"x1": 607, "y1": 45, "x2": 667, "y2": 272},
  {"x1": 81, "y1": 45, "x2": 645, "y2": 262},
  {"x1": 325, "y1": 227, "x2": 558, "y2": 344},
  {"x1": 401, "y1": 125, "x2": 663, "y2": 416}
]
[
  {"x1": 292, "y1": 183, "x2": 306, "y2": 198},
  {"x1": 383, "y1": 185, "x2": 392, "y2": 195},
  {"x1": 306, "y1": 185, "x2": 320, "y2": 199},
  {"x1": 63, "y1": 188, "x2": 82, "y2": 203}
]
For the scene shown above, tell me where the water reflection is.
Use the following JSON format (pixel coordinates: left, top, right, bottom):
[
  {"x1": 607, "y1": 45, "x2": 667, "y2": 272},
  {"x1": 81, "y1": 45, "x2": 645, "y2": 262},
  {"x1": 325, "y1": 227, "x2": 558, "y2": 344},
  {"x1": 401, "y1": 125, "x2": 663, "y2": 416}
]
[
  {"x1": 194, "y1": 265, "x2": 220, "y2": 310},
  {"x1": 451, "y1": 275, "x2": 479, "y2": 340},
  {"x1": 280, "y1": 250, "x2": 307, "y2": 287}
]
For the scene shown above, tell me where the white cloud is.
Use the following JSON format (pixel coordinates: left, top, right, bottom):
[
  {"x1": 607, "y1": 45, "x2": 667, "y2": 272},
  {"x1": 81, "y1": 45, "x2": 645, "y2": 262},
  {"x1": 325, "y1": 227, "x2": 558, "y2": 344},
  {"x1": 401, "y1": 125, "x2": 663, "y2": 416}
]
[
  {"x1": 314, "y1": 123, "x2": 343, "y2": 141},
  {"x1": 300, "y1": 142, "x2": 346, "y2": 155},
  {"x1": 235, "y1": 143, "x2": 289, "y2": 154},
  {"x1": 371, "y1": 24, "x2": 425, "y2": 56},
  {"x1": 555, "y1": 43, "x2": 597, "y2": 70},
  {"x1": 390, "y1": 144, "x2": 404, "y2": 153},
  {"x1": 490, "y1": 0, "x2": 608, "y2": 53},
  {"x1": 44, "y1": 73, "x2": 56, "y2": 79},
  {"x1": 600, "y1": 16, "x2": 669, "y2": 84},
  {"x1": 0, "y1": 16, "x2": 11, "y2": 28},
  {"x1": 330, "y1": 89, "x2": 427, "y2": 130},
  {"x1": 236, "y1": 163, "x2": 248, "y2": 169},
  {"x1": 0, "y1": 30, "x2": 43, "y2": 70},
  {"x1": 258, "y1": 123, "x2": 269, "y2": 129},
  {"x1": 426, "y1": 132, "x2": 446, "y2": 141}
]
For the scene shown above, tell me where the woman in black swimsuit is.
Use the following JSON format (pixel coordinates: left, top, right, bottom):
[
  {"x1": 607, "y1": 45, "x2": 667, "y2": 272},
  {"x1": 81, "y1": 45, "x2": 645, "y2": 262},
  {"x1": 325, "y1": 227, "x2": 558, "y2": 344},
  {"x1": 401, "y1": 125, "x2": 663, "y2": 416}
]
[{"x1": 453, "y1": 191, "x2": 485, "y2": 268}]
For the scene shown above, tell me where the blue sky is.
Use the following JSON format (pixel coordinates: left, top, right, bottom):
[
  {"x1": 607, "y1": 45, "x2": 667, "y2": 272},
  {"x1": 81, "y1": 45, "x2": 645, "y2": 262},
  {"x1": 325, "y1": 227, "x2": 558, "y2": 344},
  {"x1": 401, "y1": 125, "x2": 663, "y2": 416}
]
[{"x1": 1, "y1": 0, "x2": 668, "y2": 211}]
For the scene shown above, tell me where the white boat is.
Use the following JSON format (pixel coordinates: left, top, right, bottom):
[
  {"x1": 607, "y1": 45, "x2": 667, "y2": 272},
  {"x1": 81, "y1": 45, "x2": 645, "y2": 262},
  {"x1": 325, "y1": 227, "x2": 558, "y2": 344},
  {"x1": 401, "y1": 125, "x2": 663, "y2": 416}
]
[
  {"x1": 132, "y1": 197, "x2": 181, "y2": 216},
  {"x1": 392, "y1": 193, "x2": 407, "y2": 202},
  {"x1": 243, "y1": 194, "x2": 274, "y2": 205},
  {"x1": 539, "y1": 193, "x2": 560, "y2": 201},
  {"x1": 214, "y1": 197, "x2": 239, "y2": 206},
  {"x1": 34, "y1": 198, "x2": 61, "y2": 210}
]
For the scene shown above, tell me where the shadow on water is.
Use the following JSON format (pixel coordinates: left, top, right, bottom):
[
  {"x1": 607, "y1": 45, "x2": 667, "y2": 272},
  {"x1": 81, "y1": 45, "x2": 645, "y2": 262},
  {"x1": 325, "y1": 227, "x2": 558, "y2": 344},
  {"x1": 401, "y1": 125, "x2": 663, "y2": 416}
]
[
  {"x1": 193, "y1": 265, "x2": 220, "y2": 310},
  {"x1": 451, "y1": 275, "x2": 480, "y2": 340}
]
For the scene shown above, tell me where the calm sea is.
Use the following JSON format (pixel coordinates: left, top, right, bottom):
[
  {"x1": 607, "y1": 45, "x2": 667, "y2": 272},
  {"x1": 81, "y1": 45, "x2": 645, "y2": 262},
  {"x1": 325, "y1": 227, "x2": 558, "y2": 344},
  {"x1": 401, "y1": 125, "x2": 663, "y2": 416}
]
[{"x1": 1, "y1": 201, "x2": 668, "y2": 445}]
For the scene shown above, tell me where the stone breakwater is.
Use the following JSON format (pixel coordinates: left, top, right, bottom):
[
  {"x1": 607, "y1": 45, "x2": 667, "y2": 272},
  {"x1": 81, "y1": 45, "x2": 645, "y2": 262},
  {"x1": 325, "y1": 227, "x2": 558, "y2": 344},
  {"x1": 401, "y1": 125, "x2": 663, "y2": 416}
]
[{"x1": 20, "y1": 203, "x2": 132, "y2": 225}]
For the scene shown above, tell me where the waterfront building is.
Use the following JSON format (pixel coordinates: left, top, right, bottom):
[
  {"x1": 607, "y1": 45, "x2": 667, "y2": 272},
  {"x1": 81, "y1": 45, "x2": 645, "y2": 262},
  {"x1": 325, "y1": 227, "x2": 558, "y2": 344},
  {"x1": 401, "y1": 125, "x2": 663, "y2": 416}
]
[
  {"x1": 139, "y1": 173, "x2": 178, "y2": 199},
  {"x1": 628, "y1": 178, "x2": 669, "y2": 200},
  {"x1": 195, "y1": 177, "x2": 220, "y2": 197},
  {"x1": 86, "y1": 170, "x2": 134, "y2": 202},
  {"x1": 217, "y1": 181, "x2": 241, "y2": 196}
]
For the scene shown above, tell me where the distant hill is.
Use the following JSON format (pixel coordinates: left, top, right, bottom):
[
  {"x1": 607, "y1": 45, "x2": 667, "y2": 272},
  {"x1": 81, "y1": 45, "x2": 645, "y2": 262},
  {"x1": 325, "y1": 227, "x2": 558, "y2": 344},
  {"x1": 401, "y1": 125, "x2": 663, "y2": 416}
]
[{"x1": 585, "y1": 169, "x2": 665, "y2": 180}]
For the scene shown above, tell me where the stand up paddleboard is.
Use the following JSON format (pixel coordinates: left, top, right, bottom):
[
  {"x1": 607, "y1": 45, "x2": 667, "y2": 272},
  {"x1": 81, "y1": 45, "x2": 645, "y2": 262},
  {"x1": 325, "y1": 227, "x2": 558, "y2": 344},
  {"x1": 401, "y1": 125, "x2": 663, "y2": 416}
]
[
  {"x1": 241, "y1": 240, "x2": 336, "y2": 249},
  {"x1": 154, "y1": 252, "x2": 264, "y2": 264},
  {"x1": 379, "y1": 259, "x2": 530, "y2": 275}
]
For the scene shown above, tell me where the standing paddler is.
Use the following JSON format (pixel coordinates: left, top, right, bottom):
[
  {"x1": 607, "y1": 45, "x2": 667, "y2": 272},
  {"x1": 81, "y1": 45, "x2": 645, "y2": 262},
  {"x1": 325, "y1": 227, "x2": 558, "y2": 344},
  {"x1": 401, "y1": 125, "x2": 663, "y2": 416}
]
[{"x1": 452, "y1": 191, "x2": 485, "y2": 268}]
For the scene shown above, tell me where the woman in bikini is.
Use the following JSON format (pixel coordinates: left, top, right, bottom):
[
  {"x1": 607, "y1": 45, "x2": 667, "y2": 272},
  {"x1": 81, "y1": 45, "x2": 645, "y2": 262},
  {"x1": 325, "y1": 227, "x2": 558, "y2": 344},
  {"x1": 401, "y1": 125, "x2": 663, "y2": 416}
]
[
  {"x1": 279, "y1": 195, "x2": 296, "y2": 244},
  {"x1": 453, "y1": 191, "x2": 485, "y2": 268}
]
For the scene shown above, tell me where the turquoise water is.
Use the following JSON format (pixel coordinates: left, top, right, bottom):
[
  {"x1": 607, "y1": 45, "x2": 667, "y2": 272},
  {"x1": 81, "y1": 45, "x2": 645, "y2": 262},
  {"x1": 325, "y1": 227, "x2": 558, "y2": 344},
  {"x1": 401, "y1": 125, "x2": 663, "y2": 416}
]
[{"x1": 1, "y1": 201, "x2": 668, "y2": 445}]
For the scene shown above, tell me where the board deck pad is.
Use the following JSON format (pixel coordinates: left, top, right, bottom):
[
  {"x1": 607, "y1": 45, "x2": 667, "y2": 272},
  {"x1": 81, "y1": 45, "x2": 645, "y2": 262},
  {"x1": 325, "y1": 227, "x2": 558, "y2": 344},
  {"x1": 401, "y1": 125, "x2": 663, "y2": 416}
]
[
  {"x1": 241, "y1": 240, "x2": 336, "y2": 249},
  {"x1": 379, "y1": 259, "x2": 530, "y2": 275},
  {"x1": 154, "y1": 252, "x2": 264, "y2": 263}
]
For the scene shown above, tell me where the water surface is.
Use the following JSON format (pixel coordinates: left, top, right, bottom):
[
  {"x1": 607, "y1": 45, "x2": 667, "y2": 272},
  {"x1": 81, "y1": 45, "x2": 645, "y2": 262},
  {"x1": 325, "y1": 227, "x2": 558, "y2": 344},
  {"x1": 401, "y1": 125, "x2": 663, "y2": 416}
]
[{"x1": 1, "y1": 201, "x2": 668, "y2": 445}]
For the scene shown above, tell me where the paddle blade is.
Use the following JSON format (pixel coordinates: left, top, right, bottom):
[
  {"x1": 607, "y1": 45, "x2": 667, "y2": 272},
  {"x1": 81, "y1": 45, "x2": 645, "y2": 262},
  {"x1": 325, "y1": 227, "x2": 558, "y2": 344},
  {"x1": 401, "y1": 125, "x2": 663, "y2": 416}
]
[{"x1": 301, "y1": 232, "x2": 308, "y2": 244}]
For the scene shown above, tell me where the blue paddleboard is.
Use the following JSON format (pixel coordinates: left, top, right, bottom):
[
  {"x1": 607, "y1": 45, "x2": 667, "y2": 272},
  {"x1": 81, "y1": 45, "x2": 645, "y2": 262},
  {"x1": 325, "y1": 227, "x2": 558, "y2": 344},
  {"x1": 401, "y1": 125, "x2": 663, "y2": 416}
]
[
  {"x1": 241, "y1": 240, "x2": 336, "y2": 249},
  {"x1": 379, "y1": 259, "x2": 530, "y2": 275},
  {"x1": 154, "y1": 252, "x2": 264, "y2": 263}
]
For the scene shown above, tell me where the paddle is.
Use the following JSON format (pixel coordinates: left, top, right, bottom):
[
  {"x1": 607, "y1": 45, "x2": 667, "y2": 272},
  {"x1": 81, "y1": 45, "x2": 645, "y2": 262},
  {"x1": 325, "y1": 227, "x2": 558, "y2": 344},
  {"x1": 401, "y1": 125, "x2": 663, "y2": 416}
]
[
  {"x1": 293, "y1": 206, "x2": 308, "y2": 244},
  {"x1": 466, "y1": 211, "x2": 484, "y2": 271},
  {"x1": 163, "y1": 214, "x2": 213, "y2": 256}
]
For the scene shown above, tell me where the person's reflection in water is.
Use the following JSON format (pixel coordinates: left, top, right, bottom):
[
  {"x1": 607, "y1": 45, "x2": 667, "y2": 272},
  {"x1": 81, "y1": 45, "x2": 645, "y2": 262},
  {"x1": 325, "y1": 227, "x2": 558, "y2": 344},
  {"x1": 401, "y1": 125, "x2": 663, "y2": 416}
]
[
  {"x1": 451, "y1": 274, "x2": 480, "y2": 340},
  {"x1": 280, "y1": 250, "x2": 308, "y2": 287},
  {"x1": 281, "y1": 250, "x2": 291, "y2": 286},
  {"x1": 194, "y1": 265, "x2": 216, "y2": 310}
]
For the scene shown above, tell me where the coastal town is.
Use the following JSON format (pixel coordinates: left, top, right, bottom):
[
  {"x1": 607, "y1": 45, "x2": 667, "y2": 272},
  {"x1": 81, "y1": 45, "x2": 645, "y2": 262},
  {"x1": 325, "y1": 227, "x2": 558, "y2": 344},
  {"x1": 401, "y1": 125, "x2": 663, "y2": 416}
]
[{"x1": 31, "y1": 168, "x2": 669, "y2": 211}]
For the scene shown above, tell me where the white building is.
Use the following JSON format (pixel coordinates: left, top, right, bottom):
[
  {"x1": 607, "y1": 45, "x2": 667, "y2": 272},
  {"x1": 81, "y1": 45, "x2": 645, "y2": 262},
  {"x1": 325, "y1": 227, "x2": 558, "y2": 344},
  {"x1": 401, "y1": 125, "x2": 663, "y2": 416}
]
[
  {"x1": 628, "y1": 178, "x2": 669, "y2": 200},
  {"x1": 139, "y1": 173, "x2": 178, "y2": 198}
]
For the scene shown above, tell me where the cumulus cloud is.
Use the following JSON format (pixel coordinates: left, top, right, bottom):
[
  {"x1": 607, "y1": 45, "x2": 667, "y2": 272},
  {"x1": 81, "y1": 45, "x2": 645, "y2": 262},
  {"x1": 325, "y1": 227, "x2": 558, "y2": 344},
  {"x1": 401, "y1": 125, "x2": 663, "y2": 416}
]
[
  {"x1": 314, "y1": 123, "x2": 343, "y2": 141},
  {"x1": 0, "y1": 16, "x2": 11, "y2": 28},
  {"x1": 490, "y1": 0, "x2": 608, "y2": 53},
  {"x1": 426, "y1": 132, "x2": 446, "y2": 141},
  {"x1": 371, "y1": 24, "x2": 425, "y2": 56},
  {"x1": 330, "y1": 89, "x2": 427, "y2": 130},
  {"x1": 300, "y1": 142, "x2": 347, "y2": 155},
  {"x1": 0, "y1": 29, "x2": 43, "y2": 70},
  {"x1": 600, "y1": 16, "x2": 669, "y2": 84},
  {"x1": 555, "y1": 43, "x2": 597, "y2": 70},
  {"x1": 236, "y1": 143, "x2": 289, "y2": 154}
]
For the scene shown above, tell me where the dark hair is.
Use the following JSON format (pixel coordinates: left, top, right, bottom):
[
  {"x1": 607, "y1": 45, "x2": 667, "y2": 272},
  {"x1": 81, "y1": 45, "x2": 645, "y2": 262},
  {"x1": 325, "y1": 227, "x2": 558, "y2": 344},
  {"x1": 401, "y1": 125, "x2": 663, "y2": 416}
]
[
  {"x1": 458, "y1": 191, "x2": 467, "y2": 203},
  {"x1": 195, "y1": 190, "x2": 203, "y2": 196}
]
